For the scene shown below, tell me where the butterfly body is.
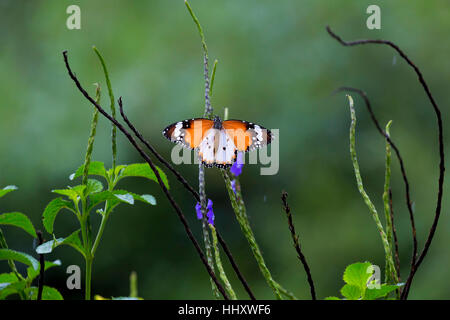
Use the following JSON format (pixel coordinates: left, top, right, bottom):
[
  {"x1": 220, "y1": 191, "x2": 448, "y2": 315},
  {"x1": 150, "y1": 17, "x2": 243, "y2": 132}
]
[{"x1": 162, "y1": 116, "x2": 273, "y2": 168}]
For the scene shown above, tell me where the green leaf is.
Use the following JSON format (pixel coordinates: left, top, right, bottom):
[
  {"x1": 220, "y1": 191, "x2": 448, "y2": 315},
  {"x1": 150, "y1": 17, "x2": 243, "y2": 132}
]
[
  {"x1": 0, "y1": 272, "x2": 19, "y2": 284},
  {"x1": 324, "y1": 296, "x2": 341, "y2": 300},
  {"x1": 341, "y1": 284, "x2": 362, "y2": 300},
  {"x1": 0, "y1": 249, "x2": 39, "y2": 272},
  {"x1": 343, "y1": 262, "x2": 372, "y2": 294},
  {"x1": 114, "y1": 165, "x2": 126, "y2": 177},
  {"x1": 25, "y1": 286, "x2": 64, "y2": 300},
  {"x1": 70, "y1": 161, "x2": 107, "y2": 181},
  {"x1": 36, "y1": 230, "x2": 84, "y2": 257},
  {"x1": 86, "y1": 179, "x2": 103, "y2": 194},
  {"x1": 0, "y1": 272, "x2": 20, "y2": 291},
  {"x1": 114, "y1": 193, "x2": 134, "y2": 205},
  {"x1": 42, "y1": 198, "x2": 76, "y2": 234},
  {"x1": 114, "y1": 190, "x2": 156, "y2": 205},
  {"x1": 0, "y1": 280, "x2": 27, "y2": 299},
  {"x1": 0, "y1": 212, "x2": 37, "y2": 238},
  {"x1": 88, "y1": 190, "x2": 155, "y2": 212},
  {"x1": 0, "y1": 185, "x2": 18, "y2": 198},
  {"x1": 365, "y1": 284, "x2": 402, "y2": 300},
  {"x1": 52, "y1": 188, "x2": 81, "y2": 204},
  {"x1": 136, "y1": 194, "x2": 156, "y2": 205},
  {"x1": 117, "y1": 163, "x2": 169, "y2": 189},
  {"x1": 27, "y1": 260, "x2": 62, "y2": 282}
]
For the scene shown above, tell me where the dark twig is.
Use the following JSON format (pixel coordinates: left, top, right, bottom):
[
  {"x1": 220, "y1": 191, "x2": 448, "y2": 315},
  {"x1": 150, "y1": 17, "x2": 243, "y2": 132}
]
[
  {"x1": 389, "y1": 189, "x2": 401, "y2": 280},
  {"x1": 36, "y1": 230, "x2": 45, "y2": 301},
  {"x1": 328, "y1": 26, "x2": 445, "y2": 299},
  {"x1": 119, "y1": 99, "x2": 256, "y2": 300},
  {"x1": 281, "y1": 191, "x2": 316, "y2": 300},
  {"x1": 62, "y1": 50, "x2": 229, "y2": 300}
]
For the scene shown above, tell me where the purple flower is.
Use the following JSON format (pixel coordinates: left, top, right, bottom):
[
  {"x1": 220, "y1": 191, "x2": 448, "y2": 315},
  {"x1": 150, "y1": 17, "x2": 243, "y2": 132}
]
[
  {"x1": 230, "y1": 152, "x2": 244, "y2": 176},
  {"x1": 195, "y1": 202, "x2": 202, "y2": 219},
  {"x1": 231, "y1": 179, "x2": 237, "y2": 195},
  {"x1": 195, "y1": 199, "x2": 215, "y2": 225}
]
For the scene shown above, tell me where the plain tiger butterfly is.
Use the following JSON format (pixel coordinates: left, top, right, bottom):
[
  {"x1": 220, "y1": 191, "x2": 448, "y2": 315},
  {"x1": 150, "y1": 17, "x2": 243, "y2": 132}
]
[{"x1": 162, "y1": 116, "x2": 273, "y2": 168}]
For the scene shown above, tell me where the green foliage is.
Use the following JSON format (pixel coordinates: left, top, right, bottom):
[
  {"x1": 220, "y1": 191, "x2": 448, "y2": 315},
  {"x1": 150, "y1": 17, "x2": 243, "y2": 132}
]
[
  {"x1": 35, "y1": 46, "x2": 167, "y2": 300},
  {"x1": 0, "y1": 185, "x2": 18, "y2": 198},
  {"x1": 0, "y1": 185, "x2": 62, "y2": 300},
  {"x1": 0, "y1": 212, "x2": 37, "y2": 238},
  {"x1": 325, "y1": 262, "x2": 403, "y2": 300},
  {"x1": 36, "y1": 230, "x2": 84, "y2": 257},
  {"x1": 42, "y1": 198, "x2": 76, "y2": 234},
  {"x1": 25, "y1": 286, "x2": 63, "y2": 300},
  {"x1": 0, "y1": 249, "x2": 39, "y2": 272}
]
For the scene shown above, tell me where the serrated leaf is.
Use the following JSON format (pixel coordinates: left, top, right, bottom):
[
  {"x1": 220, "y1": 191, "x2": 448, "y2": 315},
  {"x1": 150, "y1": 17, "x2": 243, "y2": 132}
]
[
  {"x1": 26, "y1": 286, "x2": 63, "y2": 300},
  {"x1": 52, "y1": 188, "x2": 81, "y2": 204},
  {"x1": 343, "y1": 262, "x2": 372, "y2": 293},
  {"x1": 365, "y1": 284, "x2": 402, "y2": 300},
  {"x1": 117, "y1": 163, "x2": 169, "y2": 189},
  {"x1": 88, "y1": 191, "x2": 118, "y2": 211},
  {"x1": 36, "y1": 230, "x2": 84, "y2": 257},
  {"x1": 341, "y1": 284, "x2": 362, "y2": 300},
  {"x1": 0, "y1": 185, "x2": 18, "y2": 198},
  {"x1": 70, "y1": 161, "x2": 107, "y2": 181},
  {"x1": 0, "y1": 212, "x2": 37, "y2": 238},
  {"x1": 86, "y1": 179, "x2": 103, "y2": 194},
  {"x1": 0, "y1": 249, "x2": 39, "y2": 272},
  {"x1": 42, "y1": 198, "x2": 76, "y2": 234}
]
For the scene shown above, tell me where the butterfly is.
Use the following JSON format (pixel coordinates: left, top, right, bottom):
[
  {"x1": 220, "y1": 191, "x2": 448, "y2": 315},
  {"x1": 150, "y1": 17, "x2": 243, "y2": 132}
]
[{"x1": 162, "y1": 116, "x2": 273, "y2": 168}]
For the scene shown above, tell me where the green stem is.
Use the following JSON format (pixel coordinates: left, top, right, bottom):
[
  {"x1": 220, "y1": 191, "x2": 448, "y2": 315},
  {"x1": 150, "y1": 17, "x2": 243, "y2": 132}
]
[
  {"x1": 382, "y1": 120, "x2": 397, "y2": 284},
  {"x1": 82, "y1": 84, "x2": 100, "y2": 186},
  {"x1": 347, "y1": 95, "x2": 397, "y2": 286},
  {"x1": 209, "y1": 59, "x2": 218, "y2": 96},
  {"x1": 209, "y1": 224, "x2": 237, "y2": 300},
  {"x1": 199, "y1": 162, "x2": 220, "y2": 299},
  {"x1": 130, "y1": 271, "x2": 138, "y2": 298},
  {"x1": 85, "y1": 257, "x2": 93, "y2": 300},
  {"x1": 222, "y1": 171, "x2": 291, "y2": 300},
  {"x1": 93, "y1": 46, "x2": 117, "y2": 172}
]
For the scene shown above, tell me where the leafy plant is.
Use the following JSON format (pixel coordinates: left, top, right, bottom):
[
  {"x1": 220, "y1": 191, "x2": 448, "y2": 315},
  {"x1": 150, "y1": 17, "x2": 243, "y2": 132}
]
[
  {"x1": 36, "y1": 51, "x2": 168, "y2": 300},
  {"x1": 0, "y1": 186, "x2": 62, "y2": 300},
  {"x1": 326, "y1": 262, "x2": 403, "y2": 300}
]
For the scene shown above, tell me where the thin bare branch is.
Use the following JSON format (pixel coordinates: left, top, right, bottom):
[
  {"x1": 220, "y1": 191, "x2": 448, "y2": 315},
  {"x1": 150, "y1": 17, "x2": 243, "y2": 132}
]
[{"x1": 281, "y1": 191, "x2": 316, "y2": 300}]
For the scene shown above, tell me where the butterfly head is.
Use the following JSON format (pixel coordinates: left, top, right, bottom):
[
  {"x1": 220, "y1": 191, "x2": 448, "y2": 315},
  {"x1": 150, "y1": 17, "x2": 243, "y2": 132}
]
[{"x1": 213, "y1": 116, "x2": 223, "y2": 129}]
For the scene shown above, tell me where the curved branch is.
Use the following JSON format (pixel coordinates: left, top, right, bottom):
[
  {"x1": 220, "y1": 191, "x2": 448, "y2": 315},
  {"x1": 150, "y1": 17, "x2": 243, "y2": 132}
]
[
  {"x1": 327, "y1": 25, "x2": 445, "y2": 300},
  {"x1": 62, "y1": 50, "x2": 229, "y2": 300}
]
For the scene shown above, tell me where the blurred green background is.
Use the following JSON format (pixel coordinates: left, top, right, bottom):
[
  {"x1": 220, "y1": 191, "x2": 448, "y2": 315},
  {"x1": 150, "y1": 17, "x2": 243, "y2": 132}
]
[{"x1": 1, "y1": 0, "x2": 449, "y2": 299}]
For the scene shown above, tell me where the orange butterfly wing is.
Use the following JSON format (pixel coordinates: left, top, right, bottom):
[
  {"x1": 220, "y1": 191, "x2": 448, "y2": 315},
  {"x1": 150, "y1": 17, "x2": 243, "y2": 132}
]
[
  {"x1": 222, "y1": 120, "x2": 272, "y2": 152},
  {"x1": 163, "y1": 118, "x2": 214, "y2": 149}
]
